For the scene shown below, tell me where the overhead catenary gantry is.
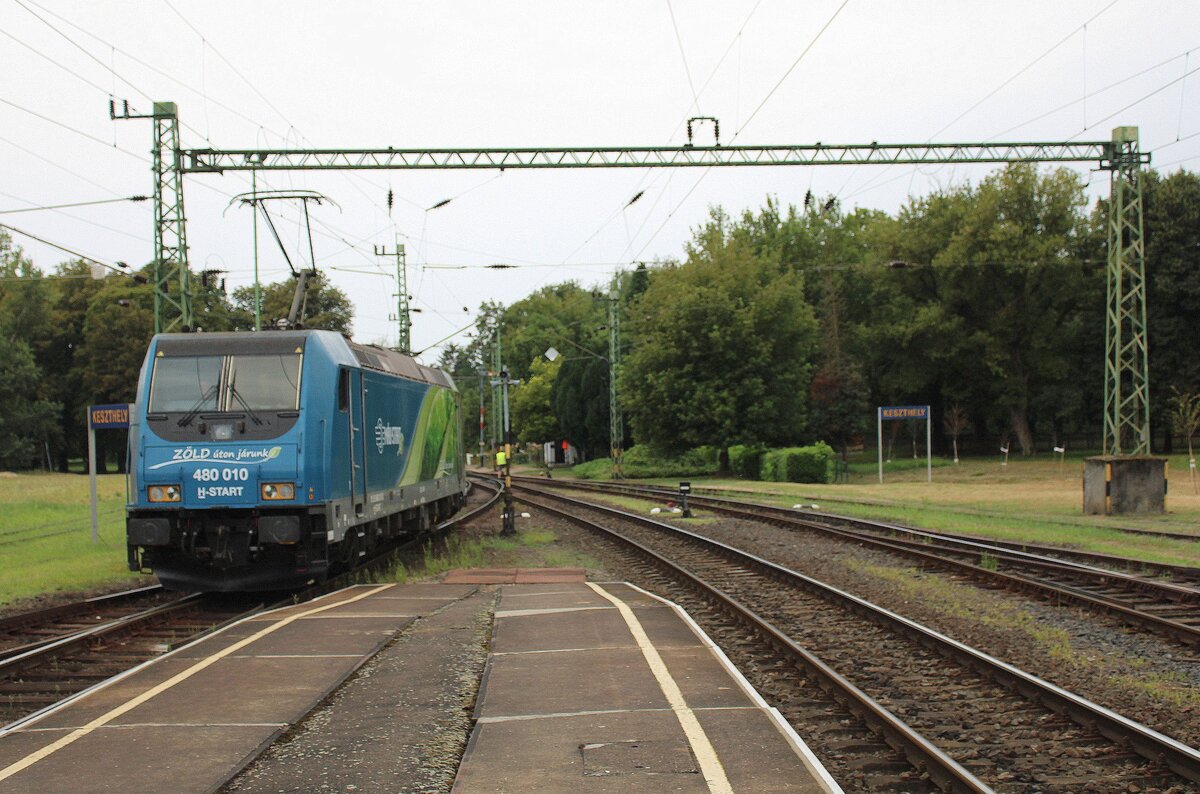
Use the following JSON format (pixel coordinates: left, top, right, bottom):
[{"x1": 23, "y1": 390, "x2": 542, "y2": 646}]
[{"x1": 120, "y1": 102, "x2": 1153, "y2": 458}]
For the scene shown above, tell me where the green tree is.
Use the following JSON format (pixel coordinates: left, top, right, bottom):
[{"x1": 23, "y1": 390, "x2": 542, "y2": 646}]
[
  {"x1": 231, "y1": 273, "x2": 353, "y2": 334},
  {"x1": 193, "y1": 271, "x2": 237, "y2": 332},
  {"x1": 1143, "y1": 170, "x2": 1200, "y2": 450},
  {"x1": 1168, "y1": 388, "x2": 1200, "y2": 494},
  {"x1": 495, "y1": 283, "x2": 603, "y2": 381},
  {"x1": 510, "y1": 357, "x2": 560, "y2": 444},
  {"x1": 0, "y1": 232, "x2": 54, "y2": 347},
  {"x1": 870, "y1": 164, "x2": 1095, "y2": 455},
  {"x1": 622, "y1": 219, "x2": 817, "y2": 464},
  {"x1": 42, "y1": 261, "x2": 110, "y2": 469},
  {"x1": 0, "y1": 338, "x2": 60, "y2": 470},
  {"x1": 552, "y1": 354, "x2": 610, "y2": 458},
  {"x1": 75, "y1": 279, "x2": 155, "y2": 472}
]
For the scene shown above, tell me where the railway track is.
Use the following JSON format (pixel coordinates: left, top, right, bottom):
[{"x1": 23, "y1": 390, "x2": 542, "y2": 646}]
[
  {"x1": 503, "y1": 477, "x2": 1200, "y2": 793},
  {"x1": 0, "y1": 592, "x2": 263, "y2": 725},
  {"x1": 0, "y1": 585, "x2": 174, "y2": 662},
  {"x1": 513, "y1": 475, "x2": 1200, "y2": 648},
  {"x1": 0, "y1": 481, "x2": 499, "y2": 729}
]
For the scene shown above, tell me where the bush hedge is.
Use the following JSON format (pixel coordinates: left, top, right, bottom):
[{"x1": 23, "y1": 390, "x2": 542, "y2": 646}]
[
  {"x1": 571, "y1": 445, "x2": 719, "y2": 480},
  {"x1": 760, "y1": 442, "x2": 836, "y2": 483},
  {"x1": 728, "y1": 444, "x2": 767, "y2": 480},
  {"x1": 571, "y1": 441, "x2": 834, "y2": 483}
]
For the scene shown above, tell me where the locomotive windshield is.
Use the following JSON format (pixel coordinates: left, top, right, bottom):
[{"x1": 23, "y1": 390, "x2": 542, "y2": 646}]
[
  {"x1": 149, "y1": 356, "x2": 223, "y2": 412},
  {"x1": 227, "y1": 354, "x2": 302, "y2": 410},
  {"x1": 149, "y1": 353, "x2": 302, "y2": 413}
]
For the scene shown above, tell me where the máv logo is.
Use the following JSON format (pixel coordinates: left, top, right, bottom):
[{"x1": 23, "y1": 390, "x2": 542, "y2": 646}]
[{"x1": 374, "y1": 418, "x2": 405, "y2": 455}]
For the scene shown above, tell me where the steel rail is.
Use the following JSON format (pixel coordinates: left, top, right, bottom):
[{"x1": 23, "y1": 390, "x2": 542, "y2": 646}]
[
  {"x1": 512, "y1": 480, "x2": 1200, "y2": 784},
  {"x1": 0, "y1": 584, "x2": 165, "y2": 636},
  {"x1": 500, "y1": 485, "x2": 990, "y2": 793},
  {"x1": 514, "y1": 477, "x2": 1200, "y2": 645},
  {"x1": 661, "y1": 481, "x2": 1200, "y2": 543},
  {"x1": 611, "y1": 479, "x2": 1200, "y2": 582},
  {"x1": 0, "y1": 593, "x2": 205, "y2": 676}
]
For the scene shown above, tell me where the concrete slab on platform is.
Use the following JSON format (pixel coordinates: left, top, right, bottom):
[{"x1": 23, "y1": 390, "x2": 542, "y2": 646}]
[
  {"x1": 443, "y1": 567, "x2": 587, "y2": 584},
  {"x1": 0, "y1": 583, "x2": 474, "y2": 794},
  {"x1": 453, "y1": 581, "x2": 840, "y2": 793}
]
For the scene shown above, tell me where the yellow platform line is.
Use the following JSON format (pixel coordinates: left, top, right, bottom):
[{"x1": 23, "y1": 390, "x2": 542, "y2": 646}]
[
  {"x1": 0, "y1": 583, "x2": 394, "y2": 783},
  {"x1": 587, "y1": 582, "x2": 734, "y2": 794}
]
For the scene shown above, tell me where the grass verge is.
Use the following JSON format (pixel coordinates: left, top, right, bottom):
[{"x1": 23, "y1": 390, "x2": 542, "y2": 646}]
[
  {"x1": 0, "y1": 472, "x2": 147, "y2": 607},
  {"x1": 847, "y1": 559, "x2": 1200, "y2": 711},
  {"x1": 378, "y1": 523, "x2": 603, "y2": 583},
  {"x1": 594, "y1": 454, "x2": 1200, "y2": 567}
]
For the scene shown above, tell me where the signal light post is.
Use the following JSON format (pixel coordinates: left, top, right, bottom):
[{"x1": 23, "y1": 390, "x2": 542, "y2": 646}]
[{"x1": 492, "y1": 370, "x2": 521, "y2": 536}]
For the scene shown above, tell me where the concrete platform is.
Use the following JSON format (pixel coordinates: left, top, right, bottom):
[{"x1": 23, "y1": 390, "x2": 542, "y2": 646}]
[
  {"x1": 0, "y1": 583, "x2": 474, "y2": 794},
  {"x1": 443, "y1": 567, "x2": 588, "y2": 584},
  {"x1": 453, "y1": 581, "x2": 840, "y2": 793}
]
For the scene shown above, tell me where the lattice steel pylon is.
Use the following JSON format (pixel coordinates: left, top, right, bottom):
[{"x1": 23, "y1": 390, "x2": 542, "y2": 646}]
[
  {"x1": 606, "y1": 275, "x2": 624, "y2": 479},
  {"x1": 112, "y1": 101, "x2": 191, "y2": 333},
  {"x1": 1103, "y1": 126, "x2": 1151, "y2": 455},
  {"x1": 374, "y1": 236, "x2": 411, "y2": 353}
]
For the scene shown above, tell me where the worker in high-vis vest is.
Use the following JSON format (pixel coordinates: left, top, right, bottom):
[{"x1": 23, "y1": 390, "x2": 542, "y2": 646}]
[{"x1": 495, "y1": 450, "x2": 507, "y2": 469}]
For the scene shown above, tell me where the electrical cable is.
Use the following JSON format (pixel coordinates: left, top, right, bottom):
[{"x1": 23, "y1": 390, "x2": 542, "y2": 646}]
[
  {"x1": 0, "y1": 188, "x2": 149, "y2": 242},
  {"x1": 930, "y1": 0, "x2": 1121, "y2": 139},
  {"x1": 0, "y1": 26, "x2": 110, "y2": 94},
  {"x1": 666, "y1": 0, "x2": 701, "y2": 112},
  {"x1": 842, "y1": 49, "x2": 1200, "y2": 203},
  {"x1": 628, "y1": 0, "x2": 853, "y2": 265},
  {"x1": 18, "y1": 0, "x2": 287, "y2": 138},
  {"x1": 987, "y1": 46, "x2": 1200, "y2": 141},
  {"x1": 1068, "y1": 61, "x2": 1200, "y2": 141},
  {"x1": 0, "y1": 134, "x2": 131, "y2": 197},
  {"x1": 0, "y1": 195, "x2": 148, "y2": 215},
  {"x1": 552, "y1": 0, "x2": 767, "y2": 276},
  {"x1": 150, "y1": 0, "x2": 416, "y2": 256},
  {"x1": 12, "y1": 0, "x2": 151, "y2": 102},
  {"x1": 841, "y1": 0, "x2": 1125, "y2": 205},
  {"x1": 161, "y1": 0, "x2": 295, "y2": 130},
  {"x1": 735, "y1": 0, "x2": 851, "y2": 138},
  {"x1": 0, "y1": 96, "x2": 147, "y2": 161},
  {"x1": 0, "y1": 222, "x2": 132, "y2": 274}
]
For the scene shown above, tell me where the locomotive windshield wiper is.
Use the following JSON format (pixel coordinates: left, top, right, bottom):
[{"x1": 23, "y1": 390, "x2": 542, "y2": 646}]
[
  {"x1": 227, "y1": 374, "x2": 265, "y2": 426},
  {"x1": 177, "y1": 384, "x2": 220, "y2": 427}
]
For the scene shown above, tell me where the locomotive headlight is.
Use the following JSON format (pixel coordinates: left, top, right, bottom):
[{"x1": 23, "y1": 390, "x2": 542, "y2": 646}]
[
  {"x1": 148, "y1": 484, "x2": 181, "y2": 503},
  {"x1": 261, "y1": 482, "x2": 295, "y2": 501}
]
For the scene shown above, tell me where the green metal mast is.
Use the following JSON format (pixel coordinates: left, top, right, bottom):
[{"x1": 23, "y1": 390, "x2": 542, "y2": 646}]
[
  {"x1": 374, "y1": 235, "x2": 411, "y2": 353},
  {"x1": 112, "y1": 101, "x2": 191, "y2": 333},
  {"x1": 1103, "y1": 126, "x2": 1150, "y2": 455},
  {"x1": 606, "y1": 275, "x2": 624, "y2": 479}
]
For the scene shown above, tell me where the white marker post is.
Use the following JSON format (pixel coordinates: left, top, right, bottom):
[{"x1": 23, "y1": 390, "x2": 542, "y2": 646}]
[
  {"x1": 877, "y1": 407, "x2": 884, "y2": 484},
  {"x1": 88, "y1": 408, "x2": 98, "y2": 543}
]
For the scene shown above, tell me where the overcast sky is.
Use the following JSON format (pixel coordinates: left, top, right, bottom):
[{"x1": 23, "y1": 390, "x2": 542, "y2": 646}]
[{"x1": 4, "y1": 0, "x2": 1199, "y2": 361}]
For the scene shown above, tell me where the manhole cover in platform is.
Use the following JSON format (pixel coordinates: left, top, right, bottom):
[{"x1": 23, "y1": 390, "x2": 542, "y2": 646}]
[{"x1": 580, "y1": 740, "x2": 699, "y2": 776}]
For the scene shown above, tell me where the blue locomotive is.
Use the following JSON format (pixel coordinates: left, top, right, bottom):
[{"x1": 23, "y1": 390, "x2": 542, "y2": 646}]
[{"x1": 125, "y1": 330, "x2": 466, "y2": 591}]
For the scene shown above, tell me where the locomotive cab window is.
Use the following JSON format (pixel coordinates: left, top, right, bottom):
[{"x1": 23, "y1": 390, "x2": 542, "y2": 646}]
[
  {"x1": 227, "y1": 354, "x2": 302, "y2": 411},
  {"x1": 338, "y1": 369, "x2": 350, "y2": 412},
  {"x1": 149, "y1": 353, "x2": 302, "y2": 413},
  {"x1": 148, "y1": 356, "x2": 223, "y2": 413}
]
